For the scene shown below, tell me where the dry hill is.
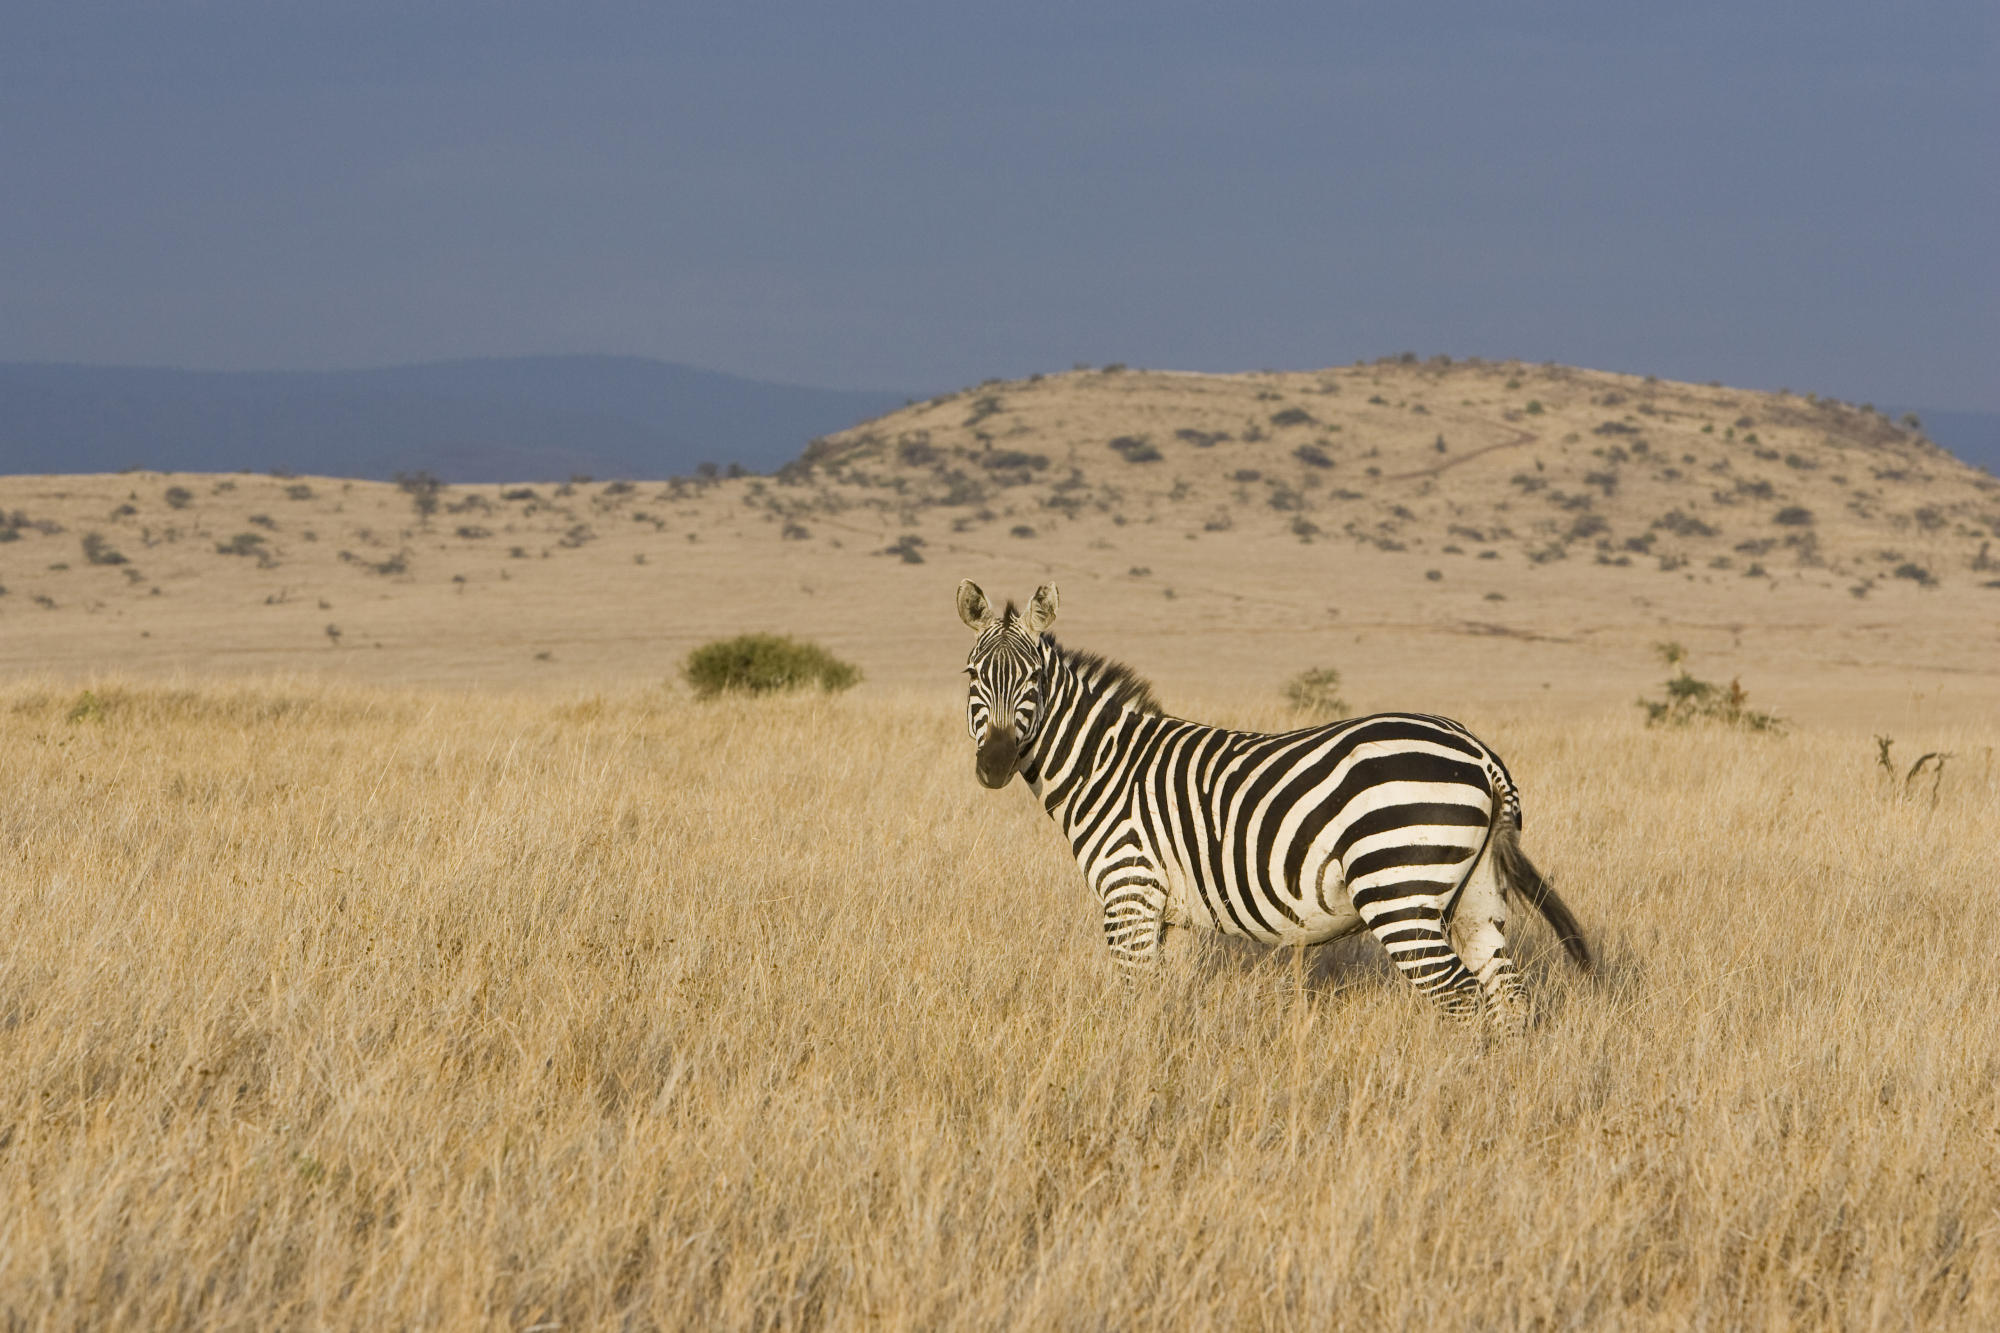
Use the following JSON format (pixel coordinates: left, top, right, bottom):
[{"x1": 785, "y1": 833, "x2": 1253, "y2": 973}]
[
  {"x1": 2, "y1": 357, "x2": 1996, "y2": 723},
  {"x1": 789, "y1": 356, "x2": 1994, "y2": 586}
]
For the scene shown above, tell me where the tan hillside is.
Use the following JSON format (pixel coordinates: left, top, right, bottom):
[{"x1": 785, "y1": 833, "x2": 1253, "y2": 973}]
[
  {"x1": 792, "y1": 357, "x2": 1994, "y2": 584},
  {"x1": 2, "y1": 357, "x2": 1997, "y2": 724}
]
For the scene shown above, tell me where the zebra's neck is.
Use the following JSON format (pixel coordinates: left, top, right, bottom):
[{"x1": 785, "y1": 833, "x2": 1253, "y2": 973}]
[{"x1": 1020, "y1": 640, "x2": 1167, "y2": 825}]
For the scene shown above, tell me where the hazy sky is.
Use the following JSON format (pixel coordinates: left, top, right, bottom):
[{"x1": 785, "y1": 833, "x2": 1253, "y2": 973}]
[{"x1": 5, "y1": 3, "x2": 1994, "y2": 406}]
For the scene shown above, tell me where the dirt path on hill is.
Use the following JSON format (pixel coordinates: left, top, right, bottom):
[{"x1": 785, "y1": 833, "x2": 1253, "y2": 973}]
[{"x1": 1378, "y1": 423, "x2": 1539, "y2": 483}]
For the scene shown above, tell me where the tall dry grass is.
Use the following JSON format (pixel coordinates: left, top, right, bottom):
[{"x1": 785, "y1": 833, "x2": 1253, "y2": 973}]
[{"x1": 1, "y1": 679, "x2": 1995, "y2": 1329}]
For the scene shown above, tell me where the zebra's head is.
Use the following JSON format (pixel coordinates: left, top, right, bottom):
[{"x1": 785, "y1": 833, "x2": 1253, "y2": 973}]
[{"x1": 957, "y1": 579, "x2": 1058, "y2": 789}]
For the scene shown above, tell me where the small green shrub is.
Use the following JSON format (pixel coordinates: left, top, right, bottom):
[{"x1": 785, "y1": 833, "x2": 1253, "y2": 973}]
[
  {"x1": 1891, "y1": 562, "x2": 1935, "y2": 586},
  {"x1": 396, "y1": 471, "x2": 444, "y2": 520},
  {"x1": 1108, "y1": 436, "x2": 1162, "y2": 463},
  {"x1": 1282, "y1": 667, "x2": 1346, "y2": 721},
  {"x1": 81, "y1": 532, "x2": 127, "y2": 565},
  {"x1": 879, "y1": 534, "x2": 925, "y2": 564},
  {"x1": 682, "y1": 634, "x2": 862, "y2": 699},
  {"x1": 1638, "y1": 643, "x2": 1783, "y2": 732}
]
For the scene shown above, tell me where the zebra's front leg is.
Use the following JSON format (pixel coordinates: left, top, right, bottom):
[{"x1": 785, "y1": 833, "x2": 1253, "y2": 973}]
[
  {"x1": 1100, "y1": 877, "x2": 1170, "y2": 977},
  {"x1": 1363, "y1": 900, "x2": 1482, "y2": 1021}
]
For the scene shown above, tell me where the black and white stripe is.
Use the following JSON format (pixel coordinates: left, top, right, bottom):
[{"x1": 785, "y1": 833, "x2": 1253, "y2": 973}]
[{"x1": 957, "y1": 580, "x2": 1590, "y2": 1025}]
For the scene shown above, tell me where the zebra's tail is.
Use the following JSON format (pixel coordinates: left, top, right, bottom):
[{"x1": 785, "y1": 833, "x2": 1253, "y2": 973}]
[{"x1": 1491, "y1": 816, "x2": 1592, "y2": 971}]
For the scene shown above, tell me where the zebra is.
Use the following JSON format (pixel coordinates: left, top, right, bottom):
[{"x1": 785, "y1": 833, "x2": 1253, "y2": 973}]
[{"x1": 956, "y1": 579, "x2": 1590, "y2": 1027}]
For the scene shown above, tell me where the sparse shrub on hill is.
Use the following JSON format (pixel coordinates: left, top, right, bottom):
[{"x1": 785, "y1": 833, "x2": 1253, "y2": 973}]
[
  {"x1": 0, "y1": 510, "x2": 64, "y2": 541},
  {"x1": 982, "y1": 451, "x2": 1048, "y2": 473},
  {"x1": 682, "y1": 634, "x2": 862, "y2": 698},
  {"x1": 163, "y1": 486, "x2": 193, "y2": 510},
  {"x1": 879, "y1": 534, "x2": 925, "y2": 564},
  {"x1": 395, "y1": 471, "x2": 444, "y2": 522},
  {"x1": 1638, "y1": 642, "x2": 1784, "y2": 732},
  {"x1": 1269, "y1": 407, "x2": 1316, "y2": 428},
  {"x1": 936, "y1": 471, "x2": 986, "y2": 507},
  {"x1": 80, "y1": 532, "x2": 127, "y2": 565},
  {"x1": 339, "y1": 548, "x2": 408, "y2": 577},
  {"x1": 1568, "y1": 513, "x2": 1609, "y2": 542},
  {"x1": 1281, "y1": 666, "x2": 1347, "y2": 720},
  {"x1": 1892, "y1": 562, "x2": 1935, "y2": 587},
  {"x1": 963, "y1": 395, "x2": 1004, "y2": 428},
  {"x1": 1108, "y1": 435, "x2": 1161, "y2": 463},
  {"x1": 1654, "y1": 510, "x2": 1717, "y2": 539},
  {"x1": 1774, "y1": 506, "x2": 1814, "y2": 527}
]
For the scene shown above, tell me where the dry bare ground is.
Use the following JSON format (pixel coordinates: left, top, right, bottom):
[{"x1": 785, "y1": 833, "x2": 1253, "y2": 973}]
[
  {"x1": 3, "y1": 679, "x2": 1996, "y2": 1328},
  {"x1": 3, "y1": 359, "x2": 1998, "y2": 724}
]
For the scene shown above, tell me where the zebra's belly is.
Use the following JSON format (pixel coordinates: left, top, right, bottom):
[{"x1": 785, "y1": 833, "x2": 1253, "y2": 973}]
[{"x1": 1163, "y1": 870, "x2": 1364, "y2": 945}]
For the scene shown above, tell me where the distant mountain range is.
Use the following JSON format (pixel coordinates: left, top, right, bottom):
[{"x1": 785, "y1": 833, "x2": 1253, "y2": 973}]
[
  {"x1": 0, "y1": 357, "x2": 913, "y2": 482},
  {"x1": 0, "y1": 357, "x2": 1991, "y2": 482}
]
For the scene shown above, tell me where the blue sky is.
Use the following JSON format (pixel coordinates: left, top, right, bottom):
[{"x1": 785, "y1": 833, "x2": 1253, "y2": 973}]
[{"x1": 4, "y1": 3, "x2": 1994, "y2": 407}]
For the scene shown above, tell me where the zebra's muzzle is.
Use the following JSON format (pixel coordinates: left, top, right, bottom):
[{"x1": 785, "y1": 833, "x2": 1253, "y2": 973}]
[{"x1": 976, "y1": 730, "x2": 1019, "y2": 788}]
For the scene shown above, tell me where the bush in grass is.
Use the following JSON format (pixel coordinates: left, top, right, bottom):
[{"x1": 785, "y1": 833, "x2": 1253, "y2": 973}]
[
  {"x1": 1638, "y1": 642, "x2": 1784, "y2": 732},
  {"x1": 1281, "y1": 667, "x2": 1346, "y2": 720},
  {"x1": 682, "y1": 634, "x2": 862, "y2": 698}
]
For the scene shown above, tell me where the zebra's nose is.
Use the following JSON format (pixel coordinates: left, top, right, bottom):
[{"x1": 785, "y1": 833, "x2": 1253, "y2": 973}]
[{"x1": 976, "y1": 728, "x2": 1018, "y2": 788}]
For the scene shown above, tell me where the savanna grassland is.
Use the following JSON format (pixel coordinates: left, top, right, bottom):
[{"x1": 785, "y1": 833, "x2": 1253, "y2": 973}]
[
  {"x1": 2, "y1": 679, "x2": 1996, "y2": 1329},
  {"x1": 4, "y1": 358, "x2": 1999, "y2": 1327}
]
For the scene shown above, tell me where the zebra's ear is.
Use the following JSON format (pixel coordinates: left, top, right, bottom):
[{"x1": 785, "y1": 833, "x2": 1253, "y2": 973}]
[
  {"x1": 957, "y1": 579, "x2": 994, "y2": 630},
  {"x1": 1025, "y1": 583, "x2": 1059, "y2": 634}
]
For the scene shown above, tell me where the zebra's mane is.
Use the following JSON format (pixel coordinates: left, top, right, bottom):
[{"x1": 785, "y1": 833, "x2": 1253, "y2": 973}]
[{"x1": 1051, "y1": 639, "x2": 1164, "y2": 717}]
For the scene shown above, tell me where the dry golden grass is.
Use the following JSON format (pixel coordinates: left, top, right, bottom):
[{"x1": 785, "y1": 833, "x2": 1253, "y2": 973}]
[{"x1": 4, "y1": 678, "x2": 1996, "y2": 1328}]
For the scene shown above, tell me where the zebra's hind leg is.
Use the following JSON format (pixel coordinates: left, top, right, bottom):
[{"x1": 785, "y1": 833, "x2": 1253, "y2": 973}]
[
  {"x1": 1450, "y1": 855, "x2": 1528, "y2": 1033},
  {"x1": 1363, "y1": 903, "x2": 1482, "y2": 1021},
  {"x1": 1456, "y1": 922, "x2": 1527, "y2": 1034}
]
